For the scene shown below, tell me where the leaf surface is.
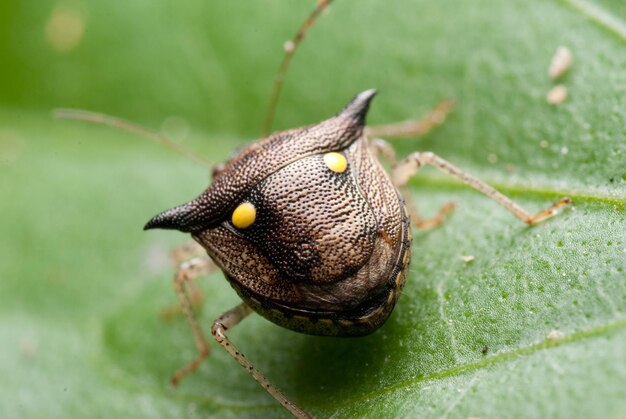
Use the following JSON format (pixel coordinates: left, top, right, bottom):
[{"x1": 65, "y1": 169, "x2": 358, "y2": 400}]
[{"x1": 0, "y1": 0, "x2": 625, "y2": 418}]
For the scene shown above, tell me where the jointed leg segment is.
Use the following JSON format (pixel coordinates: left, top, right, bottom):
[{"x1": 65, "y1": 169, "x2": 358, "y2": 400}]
[
  {"x1": 392, "y1": 151, "x2": 572, "y2": 225},
  {"x1": 162, "y1": 241, "x2": 208, "y2": 318},
  {"x1": 371, "y1": 139, "x2": 457, "y2": 229},
  {"x1": 404, "y1": 197, "x2": 456, "y2": 229},
  {"x1": 171, "y1": 255, "x2": 218, "y2": 385},
  {"x1": 169, "y1": 253, "x2": 311, "y2": 417},
  {"x1": 211, "y1": 304, "x2": 313, "y2": 419},
  {"x1": 370, "y1": 138, "x2": 398, "y2": 164},
  {"x1": 366, "y1": 99, "x2": 455, "y2": 139},
  {"x1": 170, "y1": 240, "x2": 206, "y2": 265}
]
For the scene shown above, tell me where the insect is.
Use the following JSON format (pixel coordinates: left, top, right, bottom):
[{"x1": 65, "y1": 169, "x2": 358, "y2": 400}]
[
  {"x1": 141, "y1": 87, "x2": 571, "y2": 417},
  {"x1": 56, "y1": 2, "x2": 572, "y2": 418}
]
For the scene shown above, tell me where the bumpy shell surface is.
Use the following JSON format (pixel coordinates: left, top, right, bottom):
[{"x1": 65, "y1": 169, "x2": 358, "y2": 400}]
[{"x1": 146, "y1": 90, "x2": 411, "y2": 336}]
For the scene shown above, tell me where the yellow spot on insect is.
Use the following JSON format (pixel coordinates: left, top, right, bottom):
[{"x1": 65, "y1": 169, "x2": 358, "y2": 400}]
[
  {"x1": 323, "y1": 152, "x2": 347, "y2": 173},
  {"x1": 232, "y1": 202, "x2": 256, "y2": 229}
]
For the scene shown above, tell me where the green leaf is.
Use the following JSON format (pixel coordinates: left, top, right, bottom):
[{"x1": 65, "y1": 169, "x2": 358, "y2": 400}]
[{"x1": 1, "y1": 0, "x2": 625, "y2": 418}]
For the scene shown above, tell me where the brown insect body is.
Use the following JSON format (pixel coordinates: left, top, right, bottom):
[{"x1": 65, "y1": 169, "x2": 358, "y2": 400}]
[{"x1": 145, "y1": 90, "x2": 412, "y2": 336}]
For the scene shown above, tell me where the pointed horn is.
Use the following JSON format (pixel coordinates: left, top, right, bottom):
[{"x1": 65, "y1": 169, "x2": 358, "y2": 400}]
[
  {"x1": 337, "y1": 89, "x2": 377, "y2": 125},
  {"x1": 144, "y1": 201, "x2": 206, "y2": 233}
]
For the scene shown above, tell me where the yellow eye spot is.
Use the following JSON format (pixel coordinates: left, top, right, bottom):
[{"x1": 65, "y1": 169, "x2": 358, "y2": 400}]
[
  {"x1": 232, "y1": 202, "x2": 256, "y2": 229},
  {"x1": 323, "y1": 152, "x2": 348, "y2": 173}
]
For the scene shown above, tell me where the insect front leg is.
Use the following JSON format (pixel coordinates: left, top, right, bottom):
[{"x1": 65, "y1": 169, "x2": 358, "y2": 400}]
[
  {"x1": 171, "y1": 255, "x2": 218, "y2": 385},
  {"x1": 211, "y1": 303, "x2": 312, "y2": 419},
  {"x1": 392, "y1": 151, "x2": 572, "y2": 225},
  {"x1": 162, "y1": 241, "x2": 208, "y2": 319},
  {"x1": 170, "y1": 240, "x2": 206, "y2": 265}
]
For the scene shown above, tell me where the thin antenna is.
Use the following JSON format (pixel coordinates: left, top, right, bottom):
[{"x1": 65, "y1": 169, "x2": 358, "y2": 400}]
[
  {"x1": 53, "y1": 109, "x2": 211, "y2": 167},
  {"x1": 262, "y1": 0, "x2": 334, "y2": 136}
]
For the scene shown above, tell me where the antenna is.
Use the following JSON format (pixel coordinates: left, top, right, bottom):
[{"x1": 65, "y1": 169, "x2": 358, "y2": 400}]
[
  {"x1": 262, "y1": 0, "x2": 334, "y2": 136},
  {"x1": 53, "y1": 109, "x2": 210, "y2": 167}
]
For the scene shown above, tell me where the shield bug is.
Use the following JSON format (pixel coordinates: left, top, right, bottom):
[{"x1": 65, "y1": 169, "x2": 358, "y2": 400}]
[{"x1": 56, "y1": 2, "x2": 572, "y2": 418}]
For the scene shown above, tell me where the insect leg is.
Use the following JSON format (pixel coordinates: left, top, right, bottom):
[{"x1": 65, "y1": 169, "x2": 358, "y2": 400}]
[
  {"x1": 170, "y1": 240, "x2": 206, "y2": 265},
  {"x1": 162, "y1": 241, "x2": 209, "y2": 318},
  {"x1": 371, "y1": 139, "x2": 456, "y2": 229},
  {"x1": 393, "y1": 151, "x2": 572, "y2": 225},
  {"x1": 404, "y1": 197, "x2": 457, "y2": 230},
  {"x1": 370, "y1": 138, "x2": 398, "y2": 165},
  {"x1": 365, "y1": 99, "x2": 455, "y2": 139},
  {"x1": 170, "y1": 255, "x2": 218, "y2": 385},
  {"x1": 212, "y1": 303, "x2": 312, "y2": 419}
]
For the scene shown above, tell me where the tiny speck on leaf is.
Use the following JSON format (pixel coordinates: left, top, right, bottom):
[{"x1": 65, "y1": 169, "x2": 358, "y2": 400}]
[
  {"x1": 547, "y1": 330, "x2": 564, "y2": 341},
  {"x1": 462, "y1": 255, "x2": 475, "y2": 264},
  {"x1": 548, "y1": 46, "x2": 573, "y2": 80},
  {"x1": 547, "y1": 85, "x2": 567, "y2": 105}
]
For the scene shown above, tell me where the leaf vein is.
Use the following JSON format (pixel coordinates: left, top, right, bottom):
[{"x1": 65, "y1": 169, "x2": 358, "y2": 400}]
[
  {"x1": 410, "y1": 176, "x2": 626, "y2": 206},
  {"x1": 436, "y1": 282, "x2": 460, "y2": 364},
  {"x1": 560, "y1": 0, "x2": 626, "y2": 41},
  {"x1": 332, "y1": 318, "x2": 626, "y2": 412},
  {"x1": 441, "y1": 375, "x2": 480, "y2": 419}
]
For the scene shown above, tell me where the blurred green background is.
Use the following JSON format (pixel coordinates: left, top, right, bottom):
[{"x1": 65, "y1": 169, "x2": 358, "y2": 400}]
[{"x1": 1, "y1": 0, "x2": 625, "y2": 418}]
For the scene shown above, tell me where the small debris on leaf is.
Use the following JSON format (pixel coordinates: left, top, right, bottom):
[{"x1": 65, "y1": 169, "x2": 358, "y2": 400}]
[
  {"x1": 547, "y1": 329, "x2": 564, "y2": 341},
  {"x1": 547, "y1": 85, "x2": 568, "y2": 105},
  {"x1": 20, "y1": 336, "x2": 39, "y2": 359},
  {"x1": 549, "y1": 46, "x2": 572, "y2": 80},
  {"x1": 462, "y1": 255, "x2": 475, "y2": 264},
  {"x1": 283, "y1": 40, "x2": 295, "y2": 53}
]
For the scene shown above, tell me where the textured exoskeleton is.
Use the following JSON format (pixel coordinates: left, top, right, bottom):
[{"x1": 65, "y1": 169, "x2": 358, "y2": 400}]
[{"x1": 145, "y1": 90, "x2": 411, "y2": 336}]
